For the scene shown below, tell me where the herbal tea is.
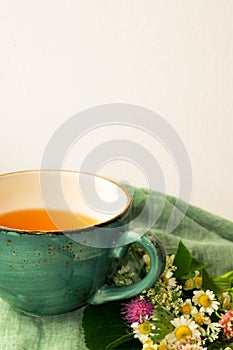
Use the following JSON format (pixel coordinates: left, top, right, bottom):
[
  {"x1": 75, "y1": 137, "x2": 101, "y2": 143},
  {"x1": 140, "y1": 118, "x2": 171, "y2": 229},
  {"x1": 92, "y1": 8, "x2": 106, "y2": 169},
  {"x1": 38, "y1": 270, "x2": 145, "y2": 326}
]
[{"x1": 0, "y1": 208, "x2": 99, "y2": 231}]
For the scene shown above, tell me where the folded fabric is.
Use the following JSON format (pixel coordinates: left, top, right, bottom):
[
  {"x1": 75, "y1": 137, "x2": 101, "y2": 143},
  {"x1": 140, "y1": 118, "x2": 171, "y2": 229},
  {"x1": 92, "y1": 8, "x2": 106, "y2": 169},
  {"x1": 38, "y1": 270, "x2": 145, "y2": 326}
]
[
  {"x1": 0, "y1": 186, "x2": 232, "y2": 350},
  {"x1": 127, "y1": 186, "x2": 233, "y2": 276}
]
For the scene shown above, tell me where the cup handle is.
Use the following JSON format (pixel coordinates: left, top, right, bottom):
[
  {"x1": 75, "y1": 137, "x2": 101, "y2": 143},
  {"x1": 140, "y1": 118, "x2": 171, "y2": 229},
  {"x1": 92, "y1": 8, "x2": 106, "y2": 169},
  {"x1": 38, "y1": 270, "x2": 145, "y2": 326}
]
[{"x1": 88, "y1": 232, "x2": 166, "y2": 305}]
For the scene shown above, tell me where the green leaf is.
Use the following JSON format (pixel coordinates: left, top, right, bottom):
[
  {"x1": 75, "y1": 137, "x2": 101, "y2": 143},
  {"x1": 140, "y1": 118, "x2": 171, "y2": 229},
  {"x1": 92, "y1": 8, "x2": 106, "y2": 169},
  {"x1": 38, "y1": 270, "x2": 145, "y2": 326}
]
[
  {"x1": 211, "y1": 270, "x2": 233, "y2": 294},
  {"x1": 173, "y1": 241, "x2": 192, "y2": 279},
  {"x1": 83, "y1": 302, "x2": 139, "y2": 350},
  {"x1": 107, "y1": 335, "x2": 140, "y2": 350},
  {"x1": 151, "y1": 306, "x2": 174, "y2": 343},
  {"x1": 212, "y1": 276, "x2": 232, "y2": 291},
  {"x1": 201, "y1": 269, "x2": 221, "y2": 296},
  {"x1": 189, "y1": 257, "x2": 206, "y2": 273},
  {"x1": 219, "y1": 270, "x2": 233, "y2": 281},
  {"x1": 111, "y1": 340, "x2": 141, "y2": 350}
]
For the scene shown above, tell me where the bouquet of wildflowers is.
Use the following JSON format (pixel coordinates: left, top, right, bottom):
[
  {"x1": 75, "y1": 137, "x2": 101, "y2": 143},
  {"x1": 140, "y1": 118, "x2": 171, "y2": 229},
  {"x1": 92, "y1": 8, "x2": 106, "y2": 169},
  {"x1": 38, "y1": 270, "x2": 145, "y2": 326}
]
[
  {"x1": 83, "y1": 239, "x2": 233, "y2": 350},
  {"x1": 111, "y1": 241, "x2": 233, "y2": 350}
]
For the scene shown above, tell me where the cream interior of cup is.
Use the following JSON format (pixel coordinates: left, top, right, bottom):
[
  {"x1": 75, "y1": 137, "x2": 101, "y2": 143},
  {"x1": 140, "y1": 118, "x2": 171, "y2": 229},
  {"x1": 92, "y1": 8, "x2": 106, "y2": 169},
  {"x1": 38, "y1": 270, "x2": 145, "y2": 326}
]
[{"x1": 0, "y1": 170, "x2": 130, "y2": 232}]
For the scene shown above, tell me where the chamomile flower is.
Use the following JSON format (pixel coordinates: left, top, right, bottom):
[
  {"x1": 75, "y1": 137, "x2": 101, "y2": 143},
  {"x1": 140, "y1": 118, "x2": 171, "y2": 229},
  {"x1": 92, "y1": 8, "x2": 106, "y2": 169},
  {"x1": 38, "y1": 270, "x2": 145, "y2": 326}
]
[
  {"x1": 166, "y1": 315, "x2": 201, "y2": 345},
  {"x1": 158, "y1": 338, "x2": 169, "y2": 350},
  {"x1": 220, "y1": 291, "x2": 231, "y2": 309},
  {"x1": 131, "y1": 321, "x2": 156, "y2": 343},
  {"x1": 193, "y1": 271, "x2": 203, "y2": 289},
  {"x1": 142, "y1": 341, "x2": 158, "y2": 349},
  {"x1": 180, "y1": 299, "x2": 194, "y2": 316},
  {"x1": 192, "y1": 290, "x2": 219, "y2": 315},
  {"x1": 206, "y1": 321, "x2": 222, "y2": 342},
  {"x1": 184, "y1": 278, "x2": 194, "y2": 290},
  {"x1": 191, "y1": 307, "x2": 210, "y2": 326},
  {"x1": 159, "y1": 255, "x2": 177, "y2": 289},
  {"x1": 168, "y1": 254, "x2": 175, "y2": 266},
  {"x1": 161, "y1": 269, "x2": 177, "y2": 289}
]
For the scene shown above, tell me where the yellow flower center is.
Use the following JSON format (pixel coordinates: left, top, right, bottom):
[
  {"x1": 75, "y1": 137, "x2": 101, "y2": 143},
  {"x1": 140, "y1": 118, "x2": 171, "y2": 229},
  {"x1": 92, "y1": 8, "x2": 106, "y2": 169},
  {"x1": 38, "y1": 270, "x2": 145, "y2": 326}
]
[
  {"x1": 175, "y1": 325, "x2": 192, "y2": 340},
  {"x1": 139, "y1": 322, "x2": 152, "y2": 335},
  {"x1": 195, "y1": 314, "x2": 204, "y2": 325},
  {"x1": 198, "y1": 294, "x2": 212, "y2": 307},
  {"x1": 181, "y1": 304, "x2": 191, "y2": 315},
  {"x1": 158, "y1": 346, "x2": 167, "y2": 350},
  {"x1": 185, "y1": 280, "x2": 193, "y2": 289},
  {"x1": 194, "y1": 277, "x2": 202, "y2": 287}
]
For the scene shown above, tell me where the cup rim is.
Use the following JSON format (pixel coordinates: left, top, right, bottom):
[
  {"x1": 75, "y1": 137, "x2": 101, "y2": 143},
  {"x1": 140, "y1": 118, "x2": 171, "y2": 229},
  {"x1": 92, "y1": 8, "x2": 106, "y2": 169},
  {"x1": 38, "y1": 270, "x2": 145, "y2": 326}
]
[{"x1": 0, "y1": 169, "x2": 131, "y2": 235}]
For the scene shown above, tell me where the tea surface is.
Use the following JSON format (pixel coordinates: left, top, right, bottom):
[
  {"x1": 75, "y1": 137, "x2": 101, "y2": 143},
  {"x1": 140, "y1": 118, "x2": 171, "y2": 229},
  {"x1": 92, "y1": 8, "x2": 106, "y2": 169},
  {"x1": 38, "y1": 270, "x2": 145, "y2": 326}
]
[{"x1": 0, "y1": 208, "x2": 99, "y2": 231}]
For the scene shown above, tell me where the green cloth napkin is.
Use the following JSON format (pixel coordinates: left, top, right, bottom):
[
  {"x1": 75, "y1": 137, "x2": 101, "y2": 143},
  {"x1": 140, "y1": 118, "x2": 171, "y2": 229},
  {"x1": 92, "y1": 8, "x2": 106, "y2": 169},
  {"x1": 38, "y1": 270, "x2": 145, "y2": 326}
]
[{"x1": 0, "y1": 186, "x2": 233, "y2": 350}]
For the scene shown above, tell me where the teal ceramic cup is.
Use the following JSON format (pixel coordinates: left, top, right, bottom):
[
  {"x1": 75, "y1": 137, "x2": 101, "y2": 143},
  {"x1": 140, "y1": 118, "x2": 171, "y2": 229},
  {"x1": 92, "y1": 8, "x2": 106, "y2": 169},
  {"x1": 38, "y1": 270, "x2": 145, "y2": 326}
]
[{"x1": 0, "y1": 170, "x2": 165, "y2": 316}]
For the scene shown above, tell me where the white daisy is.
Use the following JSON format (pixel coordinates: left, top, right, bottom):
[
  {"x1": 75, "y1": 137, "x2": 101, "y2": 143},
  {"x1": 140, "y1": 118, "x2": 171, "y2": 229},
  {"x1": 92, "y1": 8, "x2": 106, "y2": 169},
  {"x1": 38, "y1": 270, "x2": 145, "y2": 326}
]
[
  {"x1": 220, "y1": 291, "x2": 231, "y2": 309},
  {"x1": 184, "y1": 278, "x2": 194, "y2": 290},
  {"x1": 191, "y1": 306, "x2": 210, "y2": 326},
  {"x1": 131, "y1": 321, "x2": 155, "y2": 344},
  {"x1": 161, "y1": 269, "x2": 177, "y2": 288},
  {"x1": 142, "y1": 341, "x2": 158, "y2": 349},
  {"x1": 165, "y1": 315, "x2": 201, "y2": 345},
  {"x1": 193, "y1": 270, "x2": 203, "y2": 289},
  {"x1": 168, "y1": 254, "x2": 175, "y2": 266},
  {"x1": 206, "y1": 321, "x2": 222, "y2": 342},
  {"x1": 180, "y1": 299, "x2": 194, "y2": 316},
  {"x1": 192, "y1": 290, "x2": 220, "y2": 315}
]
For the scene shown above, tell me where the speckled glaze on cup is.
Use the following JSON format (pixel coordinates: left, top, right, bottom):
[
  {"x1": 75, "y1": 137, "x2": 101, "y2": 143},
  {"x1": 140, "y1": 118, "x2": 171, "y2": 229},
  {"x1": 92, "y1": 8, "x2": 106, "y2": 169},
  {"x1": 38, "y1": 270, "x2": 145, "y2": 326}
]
[{"x1": 0, "y1": 170, "x2": 165, "y2": 316}]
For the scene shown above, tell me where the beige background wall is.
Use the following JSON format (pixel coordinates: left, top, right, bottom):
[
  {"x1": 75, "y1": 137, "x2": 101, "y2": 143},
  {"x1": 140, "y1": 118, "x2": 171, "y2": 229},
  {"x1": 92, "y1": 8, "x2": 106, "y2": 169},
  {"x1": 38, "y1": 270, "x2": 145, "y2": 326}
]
[{"x1": 1, "y1": 1, "x2": 233, "y2": 221}]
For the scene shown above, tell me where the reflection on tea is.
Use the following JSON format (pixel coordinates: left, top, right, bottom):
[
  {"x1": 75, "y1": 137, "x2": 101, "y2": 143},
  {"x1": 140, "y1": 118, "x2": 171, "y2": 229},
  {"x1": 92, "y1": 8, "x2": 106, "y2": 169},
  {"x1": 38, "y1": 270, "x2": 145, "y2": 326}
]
[{"x1": 0, "y1": 208, "x2": 99, "y2": 231}]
